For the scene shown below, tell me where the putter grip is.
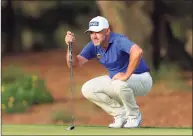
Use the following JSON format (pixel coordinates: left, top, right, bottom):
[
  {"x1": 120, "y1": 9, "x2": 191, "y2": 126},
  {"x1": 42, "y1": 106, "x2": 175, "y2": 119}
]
[{"x1": 69, "y1": 42, "x2": 72, "y2": 63}]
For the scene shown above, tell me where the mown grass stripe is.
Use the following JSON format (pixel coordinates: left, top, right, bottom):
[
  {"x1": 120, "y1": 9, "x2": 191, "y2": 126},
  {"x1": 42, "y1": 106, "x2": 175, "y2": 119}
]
[{"x1": 2, "y1": 124, "x2": 192, "y2": 135}]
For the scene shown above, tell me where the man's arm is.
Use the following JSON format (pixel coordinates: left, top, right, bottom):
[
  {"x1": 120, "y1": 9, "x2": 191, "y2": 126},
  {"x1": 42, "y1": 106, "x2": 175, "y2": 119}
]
[
  {"x1": 125, "y1": 44, "x2": 143, "y2": 78},
  {"x1": 65, "y1": 31, "x2": 89, "y2": 68},
  {"x1": 118, "y1": 37, "x2": 143, "y2": 78},
  {"x1": 112, "y1": 36, "x2": 143, "y2": 81},
  {"x1": 66, "y1": 44, "x2": 88, "y2": 68}
]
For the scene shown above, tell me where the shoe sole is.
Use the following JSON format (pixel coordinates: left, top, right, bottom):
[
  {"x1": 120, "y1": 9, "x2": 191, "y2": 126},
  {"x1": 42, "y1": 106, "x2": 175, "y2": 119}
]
[
  {"x1": 123, "y1": 119, "x2": 142, "y2": 128},
  {"x1": 124, "y1": 113, "x2": 142, "y2": 128},
  {"x1": 108, "y1": 120, "x2": 127, "y2": 128}
]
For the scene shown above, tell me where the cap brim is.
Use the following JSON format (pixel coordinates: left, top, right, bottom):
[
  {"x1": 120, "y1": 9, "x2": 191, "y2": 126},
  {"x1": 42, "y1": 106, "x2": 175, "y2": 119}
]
[
  {"x1": 84, "y1": 27, "x2": 104, "y2": 33},
  {"x1": 84, "y1": 29, "x2": 90, "y2": 33}
]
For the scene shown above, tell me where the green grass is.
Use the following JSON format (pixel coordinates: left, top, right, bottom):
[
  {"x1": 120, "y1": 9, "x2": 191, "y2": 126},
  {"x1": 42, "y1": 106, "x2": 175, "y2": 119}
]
[{"x1": 2, "y1": 124, "x2": 192, "y2": 135}]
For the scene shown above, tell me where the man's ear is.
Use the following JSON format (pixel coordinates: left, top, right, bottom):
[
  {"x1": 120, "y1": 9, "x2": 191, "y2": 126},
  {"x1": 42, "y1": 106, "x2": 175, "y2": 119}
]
[{"x1": 106, "y1": 28, "x2": 111, "y2": 35}]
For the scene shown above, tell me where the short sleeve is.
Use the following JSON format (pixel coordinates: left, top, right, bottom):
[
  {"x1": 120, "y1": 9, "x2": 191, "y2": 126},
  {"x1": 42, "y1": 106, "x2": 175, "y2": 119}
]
[
  {"x1": 118, "y1": 37, "x2": 135, "y2": 54},
  {"x1": 79, "y1": 42, "x2": 96, "y2": 60}
]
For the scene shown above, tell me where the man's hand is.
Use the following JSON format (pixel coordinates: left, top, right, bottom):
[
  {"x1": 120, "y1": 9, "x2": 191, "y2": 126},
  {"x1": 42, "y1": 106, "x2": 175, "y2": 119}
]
[
  {"x1": 65, "y1": 31, "x2": 76, "y2": 46},
  {"x1": 112, "y1": 72, "x2": 129, "y2": 81}
]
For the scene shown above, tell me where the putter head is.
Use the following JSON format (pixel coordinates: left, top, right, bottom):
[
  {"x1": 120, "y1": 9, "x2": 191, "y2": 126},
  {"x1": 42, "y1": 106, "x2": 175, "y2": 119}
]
[{"x1": 66, "y1": 125, "x2": 75, "y2": 130}]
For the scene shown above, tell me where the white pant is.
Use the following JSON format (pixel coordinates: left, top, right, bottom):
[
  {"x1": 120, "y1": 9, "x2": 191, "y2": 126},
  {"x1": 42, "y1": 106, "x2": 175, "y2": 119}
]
[{"x1": 81, "y1": 72, "x2": 152, "y2": 117}]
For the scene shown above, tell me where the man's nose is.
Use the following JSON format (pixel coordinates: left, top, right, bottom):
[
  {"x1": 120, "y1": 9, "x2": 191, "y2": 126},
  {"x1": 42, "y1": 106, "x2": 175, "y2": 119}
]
[{"x1": 92, "y1": 33, "x2": 97, "y2": 38}]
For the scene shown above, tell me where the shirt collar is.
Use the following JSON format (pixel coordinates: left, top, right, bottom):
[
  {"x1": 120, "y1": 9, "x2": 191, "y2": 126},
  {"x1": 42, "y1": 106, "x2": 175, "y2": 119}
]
[{"x1": 108, "y1": 32, "x2": 114, "y2": 44}]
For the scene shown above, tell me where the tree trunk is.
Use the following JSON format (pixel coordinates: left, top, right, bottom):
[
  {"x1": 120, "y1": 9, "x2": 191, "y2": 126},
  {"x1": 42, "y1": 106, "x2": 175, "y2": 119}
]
[
  {"x1": 96, "y1": 1, "x2": 153, "y2": 62},
  {"x1": 165, "y1": 19, "x2": 192, "y2": 70},
  {"x1": 96, "y1": 1, "x2": 127, "y2": 34},
  {"x1": 2, "y1": 0, "x2": 16, "y2": 54}
]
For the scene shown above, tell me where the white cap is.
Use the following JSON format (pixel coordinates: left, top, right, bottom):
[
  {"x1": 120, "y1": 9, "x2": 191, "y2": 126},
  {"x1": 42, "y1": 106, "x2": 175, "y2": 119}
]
[{"x1": 84, "y1": 16, "x2": 109, "y2": 33}]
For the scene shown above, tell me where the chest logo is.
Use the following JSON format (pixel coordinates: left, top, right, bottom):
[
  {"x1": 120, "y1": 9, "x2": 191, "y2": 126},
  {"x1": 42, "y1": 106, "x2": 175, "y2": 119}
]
[{"x1": 97, "y1": 53, "x2": 101, "y2": 59}]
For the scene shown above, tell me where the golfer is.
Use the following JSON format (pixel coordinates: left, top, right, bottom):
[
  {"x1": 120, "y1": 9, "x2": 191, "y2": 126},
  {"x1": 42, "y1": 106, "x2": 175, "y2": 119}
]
[{"x1": 65, "y1": 16, "x2": 153, "y2": 128}]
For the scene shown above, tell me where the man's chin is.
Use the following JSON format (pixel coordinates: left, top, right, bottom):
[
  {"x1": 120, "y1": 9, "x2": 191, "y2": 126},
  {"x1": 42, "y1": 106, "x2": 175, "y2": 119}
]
[
  {"x1": 93, "y1": 44, "x2": 100, "y2": 46},
  {"x1": 93, "y1": 43, "x2": 100, "y2": 46}
]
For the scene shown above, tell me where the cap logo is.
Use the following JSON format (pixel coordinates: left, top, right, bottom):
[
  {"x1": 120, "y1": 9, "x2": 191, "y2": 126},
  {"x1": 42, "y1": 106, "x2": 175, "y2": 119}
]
[{"x1": 89, "y1": 21, "x2": 99, "y2": 27}]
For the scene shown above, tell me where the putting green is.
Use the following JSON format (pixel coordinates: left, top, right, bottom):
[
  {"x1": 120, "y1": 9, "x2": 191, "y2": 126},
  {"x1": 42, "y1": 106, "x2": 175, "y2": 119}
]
[{"x1": 2, "y1": 124, "x2": 192, "y2": 135}]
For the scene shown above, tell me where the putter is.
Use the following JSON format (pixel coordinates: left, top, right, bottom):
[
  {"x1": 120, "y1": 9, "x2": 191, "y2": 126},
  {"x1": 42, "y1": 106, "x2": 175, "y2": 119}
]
[{"x1": 66, "y1": 42, "x2": 75, "y2": 131}]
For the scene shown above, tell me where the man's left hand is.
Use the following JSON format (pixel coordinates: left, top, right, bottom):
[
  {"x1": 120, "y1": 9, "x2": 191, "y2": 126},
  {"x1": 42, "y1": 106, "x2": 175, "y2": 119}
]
[{"x1": 112, "y1": 72, "x2": 129, "y2": 81}]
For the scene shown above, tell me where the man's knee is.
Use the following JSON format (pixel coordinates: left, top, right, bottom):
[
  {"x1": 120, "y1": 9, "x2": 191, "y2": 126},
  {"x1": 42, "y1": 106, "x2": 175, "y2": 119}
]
[{"x1": 81, "y1": 82, "x2": 94, "y2": 99}]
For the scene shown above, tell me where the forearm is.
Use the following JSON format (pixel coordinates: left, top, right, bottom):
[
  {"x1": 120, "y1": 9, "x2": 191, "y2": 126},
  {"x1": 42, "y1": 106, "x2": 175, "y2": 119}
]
[
  {"x1": 125, "y1": 52, "x2": 142, "y2": 79},
  {"x1": 66, "y1": 45, "x2": 79, "y2": 68}
]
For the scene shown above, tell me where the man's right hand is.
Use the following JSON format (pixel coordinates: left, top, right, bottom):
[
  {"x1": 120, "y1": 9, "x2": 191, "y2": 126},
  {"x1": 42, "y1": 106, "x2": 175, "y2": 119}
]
[
  {"x1": 65, "y1": 31, "x2": 76, "y2": 46},
  {"x1": 65, "y1": 31, "x2": 88, "y2": 67}
]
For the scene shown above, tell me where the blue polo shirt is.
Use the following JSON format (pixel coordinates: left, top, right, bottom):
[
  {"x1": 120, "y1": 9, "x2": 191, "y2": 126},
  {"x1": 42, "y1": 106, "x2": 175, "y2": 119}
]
[{"x1": 79, "y1": 32, "x2": 150, "y2": 79}]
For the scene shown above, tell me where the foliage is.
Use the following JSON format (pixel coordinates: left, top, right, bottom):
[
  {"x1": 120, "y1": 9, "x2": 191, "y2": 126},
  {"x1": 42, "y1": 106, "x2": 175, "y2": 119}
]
[{"x1": 1, "y1": 66, "x2": 54, "y2": 113}]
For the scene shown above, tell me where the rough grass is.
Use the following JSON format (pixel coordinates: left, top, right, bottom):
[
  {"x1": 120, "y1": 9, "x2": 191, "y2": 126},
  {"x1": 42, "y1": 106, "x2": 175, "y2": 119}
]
[
  {"x1": 2, "y1": 124, "x2": 192, "y2": 135},
  {"x1": 150, "y1": 63, "x2": 192, "y2": 91}
]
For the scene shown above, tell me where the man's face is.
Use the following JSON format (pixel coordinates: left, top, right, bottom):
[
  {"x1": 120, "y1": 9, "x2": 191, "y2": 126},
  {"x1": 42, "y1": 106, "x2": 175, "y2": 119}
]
[{"x1": 90, "y1": 29, "x2": 108, "y2": 46}]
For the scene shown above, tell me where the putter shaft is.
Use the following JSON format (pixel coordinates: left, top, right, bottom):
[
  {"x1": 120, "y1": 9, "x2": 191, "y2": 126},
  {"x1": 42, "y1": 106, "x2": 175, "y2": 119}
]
[{"x1": 69, "y1": 42, "x2": 74, "y2": 127}]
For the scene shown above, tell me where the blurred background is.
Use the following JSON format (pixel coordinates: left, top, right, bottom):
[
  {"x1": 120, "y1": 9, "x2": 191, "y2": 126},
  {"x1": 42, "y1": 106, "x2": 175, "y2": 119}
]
[{"x1": 1, "y1": 0, "x2": 192, "y2": 127}]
